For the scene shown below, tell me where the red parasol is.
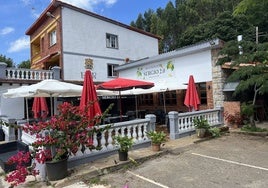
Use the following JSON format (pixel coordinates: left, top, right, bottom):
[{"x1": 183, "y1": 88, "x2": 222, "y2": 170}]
[
  {"x1": 32, "y1": 97, "x2": 49, "y2": 119},
  {"x1": 79, "y1": 70, "x2": 102, "y2": 126},
  {"x1": 99, "y1": 77, "x2": 154, "y2": 90},
  {"x1": 184, "y1": 75, "x2": 200, "y2": 111},
  {"x1": 99, "y1": 77, "x2": 154, "y2": 119}
]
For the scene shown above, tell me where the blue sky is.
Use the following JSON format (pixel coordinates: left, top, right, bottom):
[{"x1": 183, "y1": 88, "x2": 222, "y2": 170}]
[{"x1": 0, "y1": 0, "x2": 174, "y2": 66}]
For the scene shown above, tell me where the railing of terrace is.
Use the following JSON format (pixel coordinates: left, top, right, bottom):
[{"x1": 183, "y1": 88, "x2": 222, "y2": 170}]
[
  {"x1": 168, "y1": 107, "x2": 224, "y2": 139},
  {"x1": 0, "y1": 63, "x2": 61, "y2": 81},
  {"x1": 9, "y1": 115, "x2": 156, "y2": 168},
  {"x1": 6, "y1": 68, "x2": 53, "y2": 80}
]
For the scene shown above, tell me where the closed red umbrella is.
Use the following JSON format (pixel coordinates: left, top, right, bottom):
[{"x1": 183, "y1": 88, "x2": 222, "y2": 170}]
[
  {"x1": 99, "y1": 77, "x2": 154, "y2": 119},
  {"x1": 184, "y1": 75, "x2": 200, "y2": 111},
  {"x1": 32, "y1": 97, "x2": 49, "y2": 119},
  {"x1": 80, "y1": 70, "x2": 102, "y2": 126}
]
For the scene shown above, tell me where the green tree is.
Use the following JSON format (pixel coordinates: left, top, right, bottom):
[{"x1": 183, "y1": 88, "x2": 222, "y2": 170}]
[
  {"x1": 0, "y1": 54, "x2": 14, "y2": 67},
  {"x1": 233, "y1": 0, "x2": 268, "y2": 42},
  {"x1": 217, "y1": 40, "x2": 268, "y2": 127},
  {"x1": 17, "y1": 60, "x2": 31, "y2": 69}
]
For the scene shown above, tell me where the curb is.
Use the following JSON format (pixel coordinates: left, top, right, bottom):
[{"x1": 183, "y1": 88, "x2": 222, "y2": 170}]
[{"x1": 230, "y1": 130, "x2": 268, "y2": 137}]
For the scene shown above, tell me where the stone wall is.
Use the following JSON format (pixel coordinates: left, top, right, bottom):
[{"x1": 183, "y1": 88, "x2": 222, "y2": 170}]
[{"x1": 211, "y1": 45, "x2": 225, "y2": 108}]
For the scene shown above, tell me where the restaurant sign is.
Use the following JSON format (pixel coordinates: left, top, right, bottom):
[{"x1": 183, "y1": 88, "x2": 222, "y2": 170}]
[{"x1": 136, "y1": 60, "x2": 175, "y2": 80}]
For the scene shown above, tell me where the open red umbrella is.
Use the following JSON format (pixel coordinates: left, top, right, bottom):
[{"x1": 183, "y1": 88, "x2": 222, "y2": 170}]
[
  {"x1": 32, "y1": 97, "x2": 49, "y2": 119},
  {"x1": 184, "y1": 75, "x2": 200, "y2": 111},
  {"x1": 99, "y1": 77, "x2": 154, "y2": 119},
  {"x1": 80, "y1": 70, "x2": 102, "y2": 126}
]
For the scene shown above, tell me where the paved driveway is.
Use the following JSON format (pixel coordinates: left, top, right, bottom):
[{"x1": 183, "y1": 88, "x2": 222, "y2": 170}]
[{"x1": 99, "y1": 134, "x2": 268, "y2": 188}]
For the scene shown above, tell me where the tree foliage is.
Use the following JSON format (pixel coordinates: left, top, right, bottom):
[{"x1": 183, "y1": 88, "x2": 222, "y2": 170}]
[
  {"x1": 130, "y1": 0, "x2": 267, "y2": 52},
  {"x1": 17, "y1": 60, "x2": 31, "y2": 69},
  {"x1": 0, "y1": 54, "x2": 14, "y2": 67}
]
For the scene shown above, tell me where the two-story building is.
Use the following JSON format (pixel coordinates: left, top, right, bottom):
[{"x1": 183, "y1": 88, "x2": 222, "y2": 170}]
[
  {"x1": 0, "y1": 0, "x2": 160, "y2": 119},
  {"x1": 25, "y1": 0, "x2": 160, "y2": 83}
]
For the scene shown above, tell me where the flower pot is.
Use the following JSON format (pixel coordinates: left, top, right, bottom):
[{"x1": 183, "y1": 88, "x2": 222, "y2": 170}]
[
  {"x1": 46, "y1": 157, "x2": 68, "y2": 181},
  {"x1": 196, "y1": 128, "x2": 206, "y2": 138},
  {"x1": 118, "y1": 150, "x2": 128, "y2": 161},
  {"x1": 151, "y1": 143, "x2": 161, "y2": 152}
]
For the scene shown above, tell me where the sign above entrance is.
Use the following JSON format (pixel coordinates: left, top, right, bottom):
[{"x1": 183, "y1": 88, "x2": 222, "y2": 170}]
[{"x1": 136, "y1": 60, "x2": 175, "y2": 80}]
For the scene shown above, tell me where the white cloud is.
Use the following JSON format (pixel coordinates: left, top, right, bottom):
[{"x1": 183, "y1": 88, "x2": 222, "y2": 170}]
[
  {"x1": 0, "y1": 27, "x2": 15, "y2": 35},
  {"x1": 8, "y1": 36, "x2": 30, "y2": 53},
  {"x1": 59, "y1": 0, "x2": 117, "y2": 10}
]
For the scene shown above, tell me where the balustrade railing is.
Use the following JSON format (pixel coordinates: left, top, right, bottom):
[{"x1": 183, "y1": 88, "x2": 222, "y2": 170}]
[
  {"x1": 168, "y1": 107, "x2": 224, "y2": 139},
  {"x1": 6, "y1": 116, "x2": 155, "y2": 168},
  {"x1": 5, "y1": 68, "x2": 53, "y2": 80}
]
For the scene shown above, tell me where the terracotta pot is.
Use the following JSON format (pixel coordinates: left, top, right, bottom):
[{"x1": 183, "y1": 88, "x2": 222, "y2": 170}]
[
  {"x1": 196, "y1": 128, "x2": 206, "y2": 138},
  {"x1": 151, "y1": 143, "x2": 161, "y2": 152}
]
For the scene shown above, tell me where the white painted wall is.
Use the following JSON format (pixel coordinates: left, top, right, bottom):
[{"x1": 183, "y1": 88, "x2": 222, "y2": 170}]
[
  {"x1": 119, "y1": 49, "x2": 212, "y2": 91},
  {"x1": 0, "y1": 84, "x2": 24, "y2": 119},
  {"x1": 61, "y1": 7, "x2": 159, "y2": 82}
]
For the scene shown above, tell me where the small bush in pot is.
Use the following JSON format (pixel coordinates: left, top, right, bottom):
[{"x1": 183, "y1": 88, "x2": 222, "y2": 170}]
[
  {"x1": 113, "y1": 135, "x2": 133, "y2": 161},
  {"x1": 193, "y1": 117, "x2": 210, "y2": 138},
  {"x1": 146, "y1": 131, "x2": 166, "y2": 151}
]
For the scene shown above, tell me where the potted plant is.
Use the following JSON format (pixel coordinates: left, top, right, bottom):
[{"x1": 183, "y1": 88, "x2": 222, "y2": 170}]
[
  {"x1": 113, "y1": 135, "x2": 133, "y2": 161},
  {"x1": 193, "y1": 117, "x2": 210, "y2": 138},
  {"x1": 224, "y1": 111, "x2": 243, "y2": 128},
  {"x1": 146, "y1": 131, "x2": 166, "y2": 151},
  {"x1": 21, "y1": 102, "x2": 109, "y2": 181}
]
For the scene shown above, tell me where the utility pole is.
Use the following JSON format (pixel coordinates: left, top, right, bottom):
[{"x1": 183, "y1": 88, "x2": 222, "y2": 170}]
[{"x1": 256, "y1": 26, "x2": 259, "y2": 44}]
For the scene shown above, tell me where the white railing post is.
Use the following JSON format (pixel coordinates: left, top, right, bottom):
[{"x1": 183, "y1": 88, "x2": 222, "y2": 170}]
[
  {"x1": 1, "y1": 117, "x2": 16, "y2": 141},
  {"x1": 145, "y1": 114, "x2": 156, "y2": 132},
  {"x1": 168, "y1": 111, "x2": 180, "y2": 140}
]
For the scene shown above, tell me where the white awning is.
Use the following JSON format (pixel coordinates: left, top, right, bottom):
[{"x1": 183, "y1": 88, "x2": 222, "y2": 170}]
[{"x1": 223, "y1": 82, "x2": 239, "y2": 91}]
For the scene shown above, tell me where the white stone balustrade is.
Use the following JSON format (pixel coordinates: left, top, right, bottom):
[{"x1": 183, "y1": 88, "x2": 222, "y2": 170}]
[
  {"x1": 168, "y1": 107, "x2": 224, "y2": 139},
  {"x1": 6, "y1": 68, "x2": 53, "y2": 80}
]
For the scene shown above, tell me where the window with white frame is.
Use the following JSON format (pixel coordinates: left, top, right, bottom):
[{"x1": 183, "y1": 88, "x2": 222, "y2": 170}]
[
  {"x1": 50, "y1": 30, "x2": 57, "y2": 46},
  {"x1": 106, "y1": 33, "x2": 118, "y2": 49},
  {"x1": 107, "y1": 64, "x2": 118, "y2": 77}
]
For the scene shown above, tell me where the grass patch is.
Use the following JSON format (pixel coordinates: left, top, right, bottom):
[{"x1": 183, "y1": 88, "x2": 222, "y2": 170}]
[
  {"x1": 85, "y1": 177, "x2": 109, "y2": 186},
  {"x1": 241, "y1": 125, "x2": 267, "y2": 132}
]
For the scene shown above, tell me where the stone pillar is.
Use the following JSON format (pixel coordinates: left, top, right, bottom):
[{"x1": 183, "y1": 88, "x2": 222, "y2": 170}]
[
  {"x1": 1, "y1": 117, "x2": 16, "y2": 141},
  {"x1": 0, "y1": 62, "x2": 7, "y2": 79},
  {"x1": 51, "y1": 66, "x2": 61, "y2": 80},
  {"x1": 211, "y1": 48, "x2": 225, "y2": 108},
  {"x1": 145, "y1": 114, "x2": 156, "y2": 132},
  {"x1": 168, "y1": 111, "x2": 179, "y2": 140}
]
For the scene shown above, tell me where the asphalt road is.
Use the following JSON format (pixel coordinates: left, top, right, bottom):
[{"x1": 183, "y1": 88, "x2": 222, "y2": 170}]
[{"x1": 99, "y1": 134, "x2": 268, "y2": 188}]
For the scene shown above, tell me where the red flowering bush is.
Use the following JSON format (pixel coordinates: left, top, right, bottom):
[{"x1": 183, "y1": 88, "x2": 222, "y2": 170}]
[
  {"x1": 4, "y1": 101, "x2": 112, "y2": 187},
  {"x1": 5, "y1": 151, "x2": 38, "y2": 187},
  {"x1": 22, "y1": 101, "x2": 107, "y2": 163},
  {"x1": 224, "y1": 112, "x2": 243, "y2": 126}
]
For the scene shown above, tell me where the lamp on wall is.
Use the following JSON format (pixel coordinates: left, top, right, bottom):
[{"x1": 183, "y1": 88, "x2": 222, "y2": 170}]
[{"x1": 46, "y1": 12, "x2": 56, "y2": 19}]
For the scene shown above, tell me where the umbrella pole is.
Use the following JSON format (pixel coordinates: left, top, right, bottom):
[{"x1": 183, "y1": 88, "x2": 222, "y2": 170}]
[
  {"x1": 25, "y1": 98, "x2": 29, "y2": 123},
  {"x1": 163, "y1": 92, "x2": 166, "y2": 114},
  {"x1": 50, "y1": 95, "x2": 53, "y2": 116},
  {"x1": 135, "y1": 95, "x2": 138, "y2": 118},
  {"x1": 119, "y1": 90, "x2": 122, "y2": 121}
]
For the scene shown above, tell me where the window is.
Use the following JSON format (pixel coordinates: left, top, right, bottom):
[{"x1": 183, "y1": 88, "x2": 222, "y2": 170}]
[
  {"x1": 138, "y1": 94, "x2": 153, "y2": 105},
  {"x1": 197, "y1": 83, "x2": 207, "y2": 104},
  {"x1": 50, "y1": 30, "x2": 57, "y2": 46},
  {"x1": 106, "y1": 33, "x2": 118, "y2": 49},
  {"x1": 107, "y1": 64, "x2": 118, "y2": 77},
  {"x1": 158, "y1": 91, "x2": 177, "y2": 105}
]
